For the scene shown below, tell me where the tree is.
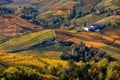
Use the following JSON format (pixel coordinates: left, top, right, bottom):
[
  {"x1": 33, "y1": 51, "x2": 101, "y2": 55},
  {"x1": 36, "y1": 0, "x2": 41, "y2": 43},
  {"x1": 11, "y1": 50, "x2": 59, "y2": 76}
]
[{"x1": 106, "y1": 62, "x2": 120, "y2": 80}]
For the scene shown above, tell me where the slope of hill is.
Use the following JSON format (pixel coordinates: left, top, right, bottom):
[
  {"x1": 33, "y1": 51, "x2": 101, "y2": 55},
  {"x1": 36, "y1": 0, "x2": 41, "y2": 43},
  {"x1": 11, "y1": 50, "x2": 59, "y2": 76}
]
[
  {"x1": 0, "y1": 0, "x2": 120, "y2": 80},
  {"x1": 55, "y1": 30, "x2": 120, "y2": 47},
  {"x1": 0, "y1": 15, "x2": 42, "y2": 39},
  {"x1": 0, "y1": 30, "x2": 54, "y2": 53},
  {"x1": 54, "y1": 30, "x2": 120, "y2": 61},
  {"x1": 94, "y1": 16, "x2": 120, "y2": 40},
  {"x1": 96, "y1": 0, "x2": 120, "y2": 9}
]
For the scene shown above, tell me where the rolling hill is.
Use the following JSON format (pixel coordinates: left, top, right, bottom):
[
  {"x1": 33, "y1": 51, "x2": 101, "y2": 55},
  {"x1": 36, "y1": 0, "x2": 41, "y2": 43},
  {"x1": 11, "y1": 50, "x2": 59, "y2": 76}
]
[
  {"x1": 0, "y1": 0, "x2": 120, "y2": 79},
  {"x1": 54, "y1": 30, "x2": 120, "y2": 61},
  {"x1": 96, "y1": 0, "x2": 120, "y2": 9},
  {"x1": 0, "y1": 15, "x2": 42, "y2": 39},
  {"x1": 0, "y1": 29, "x2": 119, "y2": 60},
  {"x1": 0, "y1": 30, "x2": 54, "y2": 53},
  {"x1": 55, "y1": 30, "x2": 120, "y2": 47},
  {"x1": 0, "y1": 0, "x2": 119, "y2": 60}
]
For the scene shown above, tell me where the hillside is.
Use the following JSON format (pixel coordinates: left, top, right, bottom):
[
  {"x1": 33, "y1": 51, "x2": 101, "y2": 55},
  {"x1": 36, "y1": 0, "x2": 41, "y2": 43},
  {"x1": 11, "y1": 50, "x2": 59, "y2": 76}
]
[
  {"x1": 54, "y1": 30, "x2": 120, "y2": 61},
  {"x1": 55, "y1": 30, "x2": 120, "y2": 47},
  {"x1": 95, "y1": 16, "x2": 120, "y2": 40},
  {"x1": 0, "y1": 0, "x2": 120, "y2": 80},
  {"x1": 0, "y1": 15, "x2": 42, "y2": 39},
  {"x1": 96, "y1": 0, "x2": 120, "y2": 9},
  {"x1": 0, "y1": 30, "x2": 54, "y2": 53},
  {"x1": 1, "y1": 0, "x2": 120, "y2": 29},
  {"x1": 0, "y1": 29, "x2": 119, "y2": 60}
]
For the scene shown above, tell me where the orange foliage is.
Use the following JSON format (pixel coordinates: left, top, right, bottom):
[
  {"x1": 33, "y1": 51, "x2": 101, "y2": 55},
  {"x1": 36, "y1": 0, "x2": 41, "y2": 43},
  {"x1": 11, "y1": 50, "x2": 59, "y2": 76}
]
[
  {"x1": 53, "y1": 10, "x2": 70, "y2": 16},
  {"x1": 0, "y1": 15, "x2": 42, "y2": 38}
]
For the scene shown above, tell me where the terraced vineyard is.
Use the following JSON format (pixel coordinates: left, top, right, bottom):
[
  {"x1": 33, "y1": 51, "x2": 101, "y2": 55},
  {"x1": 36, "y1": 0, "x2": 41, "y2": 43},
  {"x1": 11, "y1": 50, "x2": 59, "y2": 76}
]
[
  {"x1": 0, "y1": 0, "x2": 120, "y2": 80},
  {"x1": 0, "y1": 30, "x2": 54, "y2": 53},
  {"x1": 0, "y1": 15, "x2": 42, "y2": 39},
  {"x1": 0, "y1": 53, "x2": 68, "y2": 68}
]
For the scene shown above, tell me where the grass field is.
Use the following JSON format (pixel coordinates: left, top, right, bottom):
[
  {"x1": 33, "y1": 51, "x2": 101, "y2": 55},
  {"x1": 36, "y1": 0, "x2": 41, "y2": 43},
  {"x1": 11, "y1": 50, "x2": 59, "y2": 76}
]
[
  {"x1": 101, "y1": 46, "x2": 120, "y2": 61},
  {"x1": 0, "y1": 30, "x2": 54, "y2": 53},
  {"x1": 18, "y1": 45, "x2": 71, "y2": 59}
]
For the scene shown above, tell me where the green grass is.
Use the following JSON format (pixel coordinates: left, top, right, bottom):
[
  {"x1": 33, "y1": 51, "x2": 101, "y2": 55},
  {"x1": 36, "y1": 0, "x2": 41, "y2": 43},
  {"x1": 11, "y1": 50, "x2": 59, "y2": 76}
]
[
  {"x1": 17, "y1": 45, "x2": 71, "y2": 59},
  {"x1": 16, "y1": 44, "x2": 71, "y2": 59},
  {"x1": 101, "y1": 46, "x2": 120, "y2": 61},
  {"x1": 0, "y1": 30, "x2": 54, "y2": 53}
]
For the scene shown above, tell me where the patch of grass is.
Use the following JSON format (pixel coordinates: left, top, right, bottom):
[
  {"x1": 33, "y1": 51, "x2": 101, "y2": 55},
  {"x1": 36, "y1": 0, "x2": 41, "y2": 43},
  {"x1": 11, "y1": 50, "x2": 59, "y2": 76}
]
[
  {"x1": 20, "y1": 45, "x2": 72, "y2": 59},
  {"x1": 40, "y1": 51, "x2": 62, "y2": 59},
  {"x1": 34, "y1": 45, "x2": 71, "y2": 52}
]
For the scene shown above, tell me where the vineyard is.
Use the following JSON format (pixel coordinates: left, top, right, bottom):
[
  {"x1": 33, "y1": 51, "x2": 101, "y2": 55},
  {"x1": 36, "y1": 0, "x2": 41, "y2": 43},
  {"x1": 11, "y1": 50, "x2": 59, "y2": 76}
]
[
  {"x1": 0, "y1": 0, "x2": 120, "y2": 79},
  {"x1": 0, "y1": 52, "x2": 68, "y2": 70},
  {"x1": 55, "y1": 30, "x2": 120, "y2": 47},
  {"x1": 0, "y1": 15, "x2": 42, "y2": 39},
  {"x1": 0, "y1": 30, "x2": 54, "y2": 53}
]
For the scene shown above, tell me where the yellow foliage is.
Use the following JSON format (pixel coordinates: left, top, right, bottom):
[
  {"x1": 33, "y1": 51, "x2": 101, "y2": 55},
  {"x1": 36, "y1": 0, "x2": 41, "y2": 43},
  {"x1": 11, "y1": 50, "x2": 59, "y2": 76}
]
[
  {"x1": 0, "y1": 53, "x2": 68, "y2": 69},
  {"x1": 53, "y1": 9, "x2": 70, "y2": 16}
]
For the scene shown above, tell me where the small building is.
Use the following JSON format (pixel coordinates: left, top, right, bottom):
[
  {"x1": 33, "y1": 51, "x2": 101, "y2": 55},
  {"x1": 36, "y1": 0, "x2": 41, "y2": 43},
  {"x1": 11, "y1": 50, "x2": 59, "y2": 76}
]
[
  {"x1": 83, "y1": 23, "x2": 111, "y2": 32},
  {"x1": 83, "y1": 24, "x2": 100, "y2": 31}
]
